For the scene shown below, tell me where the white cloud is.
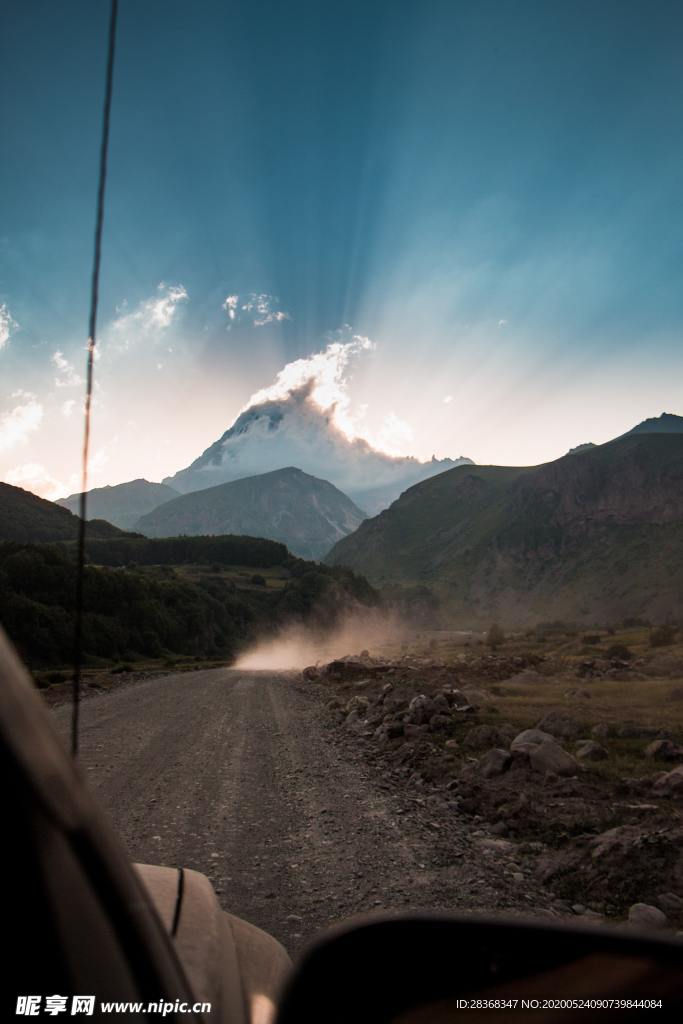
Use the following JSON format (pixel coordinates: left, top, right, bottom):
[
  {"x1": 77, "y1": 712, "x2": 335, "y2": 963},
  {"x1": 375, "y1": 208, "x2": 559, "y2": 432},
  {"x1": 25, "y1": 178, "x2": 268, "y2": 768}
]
[
  {"x1": 222, "y1": 292, "x2": 290, "y2": 329},
  {"x1": 244, "y1": 328, "x2": 372, "y2": 439},
  {"x1": 112, "y1": 283, "x2": 188, "y2": 347},
  {"x1": 61, "y1": 399, "x2": 77, "y2": 418},
  {"x1": 443, "y1": 394, "x2": 453, "y2": 404},
  {"x1": 3, "y1": 462, "x2": 72, "y2": 500},
  {"x1": 372, "y1": 413, "x2": 415, "y2": 457},
  {"x1": 0, "y1": 303, "x2": 19, "y2": 350},
  {"x1": 223, "y1": 294, "x2": 239, "y2": 321},
  {"x1": 52, "y1": 350, "x2": 82, "y2": 388},
  {"x1": 0, "y1": 393, "x2": 44, "y2": 452},
  {"x1": 498, "y1": 319, "x2": 508, "y2": 327}
]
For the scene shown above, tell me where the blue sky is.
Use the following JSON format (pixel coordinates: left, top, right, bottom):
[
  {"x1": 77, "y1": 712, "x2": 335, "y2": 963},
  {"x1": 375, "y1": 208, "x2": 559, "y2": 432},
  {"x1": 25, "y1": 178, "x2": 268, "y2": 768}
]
[{"x1": 1, "y1": 0, "x2": 682, "y2": 497}]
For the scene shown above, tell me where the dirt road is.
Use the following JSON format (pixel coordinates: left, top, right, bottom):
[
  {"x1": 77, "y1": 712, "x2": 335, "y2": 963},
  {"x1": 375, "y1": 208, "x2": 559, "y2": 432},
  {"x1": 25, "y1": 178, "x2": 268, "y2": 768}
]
[{"x1": 52, "y1": 668, "x2": 542, "y2": 957}]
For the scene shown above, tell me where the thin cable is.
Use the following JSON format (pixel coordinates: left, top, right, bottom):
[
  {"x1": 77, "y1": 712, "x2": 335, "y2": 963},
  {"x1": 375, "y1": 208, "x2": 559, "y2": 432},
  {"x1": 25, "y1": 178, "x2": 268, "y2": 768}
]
[{"x1": 72, "y1": 0, "x2": 119, "y2": 758}]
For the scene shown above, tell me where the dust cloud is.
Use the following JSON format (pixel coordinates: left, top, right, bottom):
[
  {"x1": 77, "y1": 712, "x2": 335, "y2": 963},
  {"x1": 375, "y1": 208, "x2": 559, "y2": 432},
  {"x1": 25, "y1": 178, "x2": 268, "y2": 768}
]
[{"x1": 234, "y1": 610, "x2": 406, "y2": 670}]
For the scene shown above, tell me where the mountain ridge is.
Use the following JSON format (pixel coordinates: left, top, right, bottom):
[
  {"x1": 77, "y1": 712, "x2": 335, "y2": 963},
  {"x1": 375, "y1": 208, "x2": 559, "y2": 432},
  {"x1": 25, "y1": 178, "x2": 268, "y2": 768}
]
[
  {"x1": 57, "y1": 478, "x2": 180, "y2": 530},
  {"x1": 136, "y1": 466, "x2": 367, "y2": 560},
  {"x1": 326, "y1": 432, "x2": 683, "y2": 625}
]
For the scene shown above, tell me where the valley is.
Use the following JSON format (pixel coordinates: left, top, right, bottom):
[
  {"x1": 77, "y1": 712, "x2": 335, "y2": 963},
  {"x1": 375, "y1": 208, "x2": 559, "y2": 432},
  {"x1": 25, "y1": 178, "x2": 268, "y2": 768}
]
[{"x1": 48, "y1": 621, "x2": 683, "y2": 961}]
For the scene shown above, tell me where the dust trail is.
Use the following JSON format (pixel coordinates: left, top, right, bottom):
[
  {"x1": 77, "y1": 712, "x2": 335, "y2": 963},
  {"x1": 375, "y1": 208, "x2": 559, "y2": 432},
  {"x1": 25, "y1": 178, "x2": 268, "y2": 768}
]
[{"x1": 234, "y1": 610, "x2": 407, "y2": 670}]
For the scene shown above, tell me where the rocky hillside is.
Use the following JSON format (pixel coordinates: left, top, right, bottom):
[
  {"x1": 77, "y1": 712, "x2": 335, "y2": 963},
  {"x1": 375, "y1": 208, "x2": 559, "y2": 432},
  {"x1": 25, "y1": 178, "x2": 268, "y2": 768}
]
[
  {"x1": 57, "y1": 479, "x2": 179, "y2": 530},
  {"x1": 0, "y1": 482, "x2": 127, "y2": 543},
  {"x1": 306, "y1": 640, "x2": 683, "y2": 928},
  {"x1": 136, "y1": 467, "x2": 366, "y2": 560},
  {"x1": 327, "y1": 432, "x2": 683, "y2": 625}
]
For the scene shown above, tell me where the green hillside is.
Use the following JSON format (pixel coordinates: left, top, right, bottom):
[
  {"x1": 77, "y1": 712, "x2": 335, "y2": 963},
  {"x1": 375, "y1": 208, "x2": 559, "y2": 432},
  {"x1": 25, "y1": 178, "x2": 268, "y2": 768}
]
[
  {"x1": 0, "y1": 482, "x2": 127, "y2": 543},
  {"x1": 0, "y1": 539, "x2": 377, "y2": 668}
]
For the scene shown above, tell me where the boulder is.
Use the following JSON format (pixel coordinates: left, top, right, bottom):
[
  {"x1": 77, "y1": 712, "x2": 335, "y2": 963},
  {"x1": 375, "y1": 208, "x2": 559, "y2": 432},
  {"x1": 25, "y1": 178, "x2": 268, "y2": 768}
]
[
  {"x1": 652, "y1": 765, "x2": 683, "y2": 796},
  {"x1": 644, "y1": 739, "x2": 683, "y2": 762},
  {"x1": 405, "y1": 695, "x2": 438, "y2": 726},
  {"x1": 480, "y1": 748, "x2": 512, "y2": 778},
  {"x1": 529, "y1": 740, "x2": 579, "y2": 777},
  {"x1": 627, "y1": 903, "x2": 669, "y2": 930},
  {"x1": 656, "y1": 892, "x2": 683, "y2": 915},
  {"x1": 344, "y1": 695, "x2": 369, "y2": 716},
  {"x1": 510, "y1": 728, "x2": 555, "y2": 756},
  {"x1": 576, "y1": 740, "x2": 609, "y2": 762}
]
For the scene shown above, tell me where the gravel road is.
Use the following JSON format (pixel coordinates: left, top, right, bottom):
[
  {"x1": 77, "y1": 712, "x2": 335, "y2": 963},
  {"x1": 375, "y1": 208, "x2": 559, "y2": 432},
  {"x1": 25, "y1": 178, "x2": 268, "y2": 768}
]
[{"x1": 52, "y1": 668, "x2": 543, "y2": 958}]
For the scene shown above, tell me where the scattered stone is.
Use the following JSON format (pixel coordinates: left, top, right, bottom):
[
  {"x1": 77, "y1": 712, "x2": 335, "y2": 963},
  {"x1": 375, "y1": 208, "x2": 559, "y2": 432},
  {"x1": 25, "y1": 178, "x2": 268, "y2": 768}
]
[
  {"x1": 591, "y1": 723, "x2": 611, "y2": 739},
  {"x1": 656, "y1": 892, "x2": 683, "y2": 915},
  {"x1": 405, "y1": 695, "x2": 438, "y2": 726},
  {"x1": 480, "y1": 748, "x2": 513, "y2": 778},
  {"x1": 575, "y1": 740, "x2": 609, "y2": 761},
  {"x1": 510, "y1": 728, "x2": 555, "y2": 754},
  {"x1": 644, "y1": 739, "x2": 683, "y2": 762},
  {"x1": 652, "y1": 765, "x2": 683, "y2": 796},
  {"x1": 529, "y1": 740, "x2": 578, "y2": 777},
  {"x1": 627, "y1": 903, "x2": 669, "y2": 930},
  {"x1": 428, "y1": 713, "x2": 452, "y2": 732}
]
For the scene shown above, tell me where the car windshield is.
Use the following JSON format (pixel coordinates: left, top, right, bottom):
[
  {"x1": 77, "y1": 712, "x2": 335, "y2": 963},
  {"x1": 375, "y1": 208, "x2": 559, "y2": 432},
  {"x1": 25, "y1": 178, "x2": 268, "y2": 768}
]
[{"x1": 1, "y1": 0, "x2": 683, "y2": 976}]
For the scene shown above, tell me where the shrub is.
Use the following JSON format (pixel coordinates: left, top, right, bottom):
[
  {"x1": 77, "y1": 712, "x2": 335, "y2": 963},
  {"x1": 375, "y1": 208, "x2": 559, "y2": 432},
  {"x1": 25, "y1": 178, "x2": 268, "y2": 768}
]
[
  {"x1": 605, "y1": 643, "x2": 632, "y2": 661},
  {"x1": 486, "y1": 623, "x2": 505, "y2": 650}
]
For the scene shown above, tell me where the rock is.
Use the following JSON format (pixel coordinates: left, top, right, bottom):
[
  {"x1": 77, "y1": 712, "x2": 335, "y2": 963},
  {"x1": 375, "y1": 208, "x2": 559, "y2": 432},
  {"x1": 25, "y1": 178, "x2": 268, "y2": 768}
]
[
  {"x1": 616, "y1": 723, "x2": 661, "y2": 739},
  {"x1": 404, "y1": 723, "x2": 429, "y2": 738},
  {"x1": 441, "y1": 688, "x2": 468, "y2": 707},
  {"x1": 564, "y1": 688, "x2": 592, "y2": 700},
  {"x1": 428, "y1": 714, "x2": 452, "y2": 733},
  {"x1": 302, "y1": 665, "x2": 320, "y2": 680},
  {"x1": 537, "y1": 712, "x2": 582, "y2": 739},
  {"x1": 489, "y1": 821, "x2": 509, "y2": 836},
  {"x1": 405, "y1": 695, "x2": 438, "y2": 726},
  {"x1": 591, "y1": 723, "x2": 611, "y2": 739},
  {"x1": 571, "y1": 903, "x2": 586, "y2": 915},
  {"x1": 444, "y1": 738, "x2": 460, "y2": 750},
  {"x1": 344, "y1": 695, "x2": 369, "y2": 715},
  {"x1": 656, "y1": 892, "x2": 683, "y2": 915},
  {"x1": 510, "y1": 728, "x2": 555, "y2": 756},
  {"x1": 480, "y1": 748, "x2": 512, "y2": 778},
  {"x1": 383, "y1": 721, "x2": 405, "y2": 740},
  {"x1": 463, "y1": 724, "x2": 502, "y2": 750},
  {"x1": 652, "y1": 765, "x2": 683, "y2": 796},
  {"x1": 576, "y1": 740, "x2": 609, "y2": 761},
  {"x1": 529, "y1": 740, "x2": 578, "y2": 777},
  {"x1": 669, "y1": 687, "x2": 683, "y2": 701},
  {"x1": 627, "y1": 903, "x2": 669, "y2": 930},
  {"x1": 432, "y1": 693, "x2": 450, "y2": 714},
  {"x1": 644, "y1": 739, "x2": 683, "y2": 762}
]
